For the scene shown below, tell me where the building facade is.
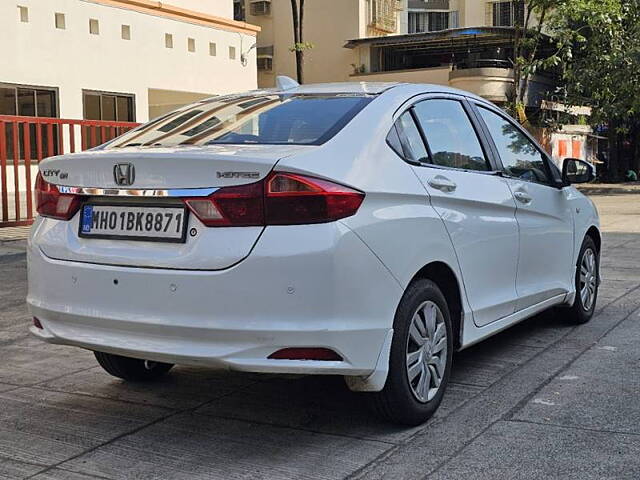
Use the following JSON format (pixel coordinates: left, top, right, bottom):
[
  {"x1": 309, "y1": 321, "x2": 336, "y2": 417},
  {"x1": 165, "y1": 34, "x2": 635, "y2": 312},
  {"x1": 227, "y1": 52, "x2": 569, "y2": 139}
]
[
  {"x1": 1, "y1": 0, "x2": 260, "y2": 123},
  {"x1": 234, "y1": 0, "x2": 408, "y2": 88},
  {"x1": 232, "y1": 0, "x2": 534, "y2": 89},
  {"x1": 406, "y1": 0, "x2": 525, "y2": 32},
  {"x1": 347, "y1": 0, "x2": 549, "y2": 111},
  {"x1": 349, "y1": 0, "x2": 534, "y2": 90},
  {"x1": 234, "y1": 0, "x2": 594, "y2": 165}
]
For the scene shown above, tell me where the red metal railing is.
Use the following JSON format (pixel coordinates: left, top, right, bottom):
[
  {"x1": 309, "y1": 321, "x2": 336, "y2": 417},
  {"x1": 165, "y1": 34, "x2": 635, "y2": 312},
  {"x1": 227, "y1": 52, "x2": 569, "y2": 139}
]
[{"x1": 0, "y1": 115, "x2": 139, "y2": 227}]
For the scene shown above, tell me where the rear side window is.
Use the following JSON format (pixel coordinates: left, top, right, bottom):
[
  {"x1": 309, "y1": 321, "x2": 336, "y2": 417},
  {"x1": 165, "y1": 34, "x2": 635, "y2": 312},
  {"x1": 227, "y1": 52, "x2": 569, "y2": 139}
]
[
  {"x1": 395, "y1": 112, "x2": 429, "y2": 163},
  {"x1": 386, "y1": 125, "x2": 404, "y2": 158},
  {"x1": 478, "y1": 106, "x2": 550, "y2": 184},
  {"x1": 108, "y1": 94, "x2": 372, "y2": 148},
  {"x1": 412, "y1": 99, "x2": 489, "y2": 172}
]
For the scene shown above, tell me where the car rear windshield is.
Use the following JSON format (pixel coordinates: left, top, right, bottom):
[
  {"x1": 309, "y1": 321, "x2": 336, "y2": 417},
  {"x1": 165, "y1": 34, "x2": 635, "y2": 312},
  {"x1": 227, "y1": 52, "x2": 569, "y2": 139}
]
[{"x1": 107, "y1": 94, "x2": 373, "y2": 148}]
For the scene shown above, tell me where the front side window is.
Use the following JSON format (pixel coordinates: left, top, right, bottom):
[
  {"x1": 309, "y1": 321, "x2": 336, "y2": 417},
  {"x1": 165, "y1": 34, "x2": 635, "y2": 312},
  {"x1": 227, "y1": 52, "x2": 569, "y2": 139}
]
[
  {"x1": 413, "y1": 99, "x2": 489, "y2": 171},
  {"x1": 478, "y1": 106, "x2": 550, "y2": 184},
  {"x1": 108, "y1": 94, "x2": 372, "y2": 148}
]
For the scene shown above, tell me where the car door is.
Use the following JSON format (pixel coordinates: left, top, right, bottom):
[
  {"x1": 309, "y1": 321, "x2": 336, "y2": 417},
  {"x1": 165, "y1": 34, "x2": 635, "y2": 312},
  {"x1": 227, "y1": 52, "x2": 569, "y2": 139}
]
[
  {"x1": 473, "y1": 103, "x2": 574, "y2": 310},
  {"x1": 393, "y1": 95, "x2": 520, "y2": 327}
]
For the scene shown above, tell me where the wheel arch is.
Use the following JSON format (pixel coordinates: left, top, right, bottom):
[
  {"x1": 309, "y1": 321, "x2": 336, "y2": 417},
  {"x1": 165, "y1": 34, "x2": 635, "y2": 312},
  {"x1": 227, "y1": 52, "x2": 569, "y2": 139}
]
[
  {"x1": 585, "y1": 225, "x2": 601, "y2": 254},
  {"x1": 410, "y1": 261, "x2": 464, "y2": 350}
]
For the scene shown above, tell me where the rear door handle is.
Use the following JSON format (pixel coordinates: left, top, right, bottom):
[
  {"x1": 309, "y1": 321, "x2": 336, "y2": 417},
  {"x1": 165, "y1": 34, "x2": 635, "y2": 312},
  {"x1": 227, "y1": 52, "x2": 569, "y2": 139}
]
[
  {"x1": 513, "y1": 191, "x2": 532, "y2": 204},
  {"x1": 428, "y1": 175, "x2": 457, "y2": 193}
]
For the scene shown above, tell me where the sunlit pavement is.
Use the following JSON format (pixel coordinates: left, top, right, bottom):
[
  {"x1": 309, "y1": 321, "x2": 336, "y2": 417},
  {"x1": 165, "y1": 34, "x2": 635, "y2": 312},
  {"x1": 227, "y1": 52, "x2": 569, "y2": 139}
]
[{"x1": 0, "y1": 194, "x2": 639, "y2": 479}]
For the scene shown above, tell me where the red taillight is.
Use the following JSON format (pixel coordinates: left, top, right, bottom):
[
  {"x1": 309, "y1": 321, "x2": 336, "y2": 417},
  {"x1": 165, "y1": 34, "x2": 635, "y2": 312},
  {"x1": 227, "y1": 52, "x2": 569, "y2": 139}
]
[
  {"x1": 35, "y1": 173, "x2": 82, "y2": 220},
  {"x1": 184, "y1": 181, "x2": 264, "y2": 227},
  {"x1": 265, "y1": 173, "x2": 364, "y2": 225},
  {"x1": 184, "y1": 173, "x2": 364, "y2": 227},
  {"x1": 268, "y1": 348, "x2": 343, "y2": 361},
  {"x1": 33, "y1": 317, "x2": 43, "y2": 329}
]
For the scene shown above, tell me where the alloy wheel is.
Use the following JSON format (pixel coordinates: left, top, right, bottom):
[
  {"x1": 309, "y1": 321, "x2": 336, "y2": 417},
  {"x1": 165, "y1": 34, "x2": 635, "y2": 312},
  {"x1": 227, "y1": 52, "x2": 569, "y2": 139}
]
[
  {"x1": 406, "y1": 301, "x2": 448, "y2": 403},
  {"x1": 579, "y1": 248, "x2": 597, "y2": 311}
]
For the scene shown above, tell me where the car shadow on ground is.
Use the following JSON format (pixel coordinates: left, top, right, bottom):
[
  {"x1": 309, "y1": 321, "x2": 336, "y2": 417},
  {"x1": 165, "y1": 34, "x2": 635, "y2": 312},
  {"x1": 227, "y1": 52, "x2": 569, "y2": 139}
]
[{"x1": 42, "y1": 308, "x2": 574, "y2": 447}]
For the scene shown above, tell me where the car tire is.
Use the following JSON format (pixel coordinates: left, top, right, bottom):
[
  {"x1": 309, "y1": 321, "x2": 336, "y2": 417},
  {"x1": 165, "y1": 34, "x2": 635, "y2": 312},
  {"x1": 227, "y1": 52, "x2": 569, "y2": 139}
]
[
  {"x1": 565, "y1": 236, "x2": 600, "y2": 324},
  {"x1": 369, "y1": 279, "x2": 453, "y2": 426},
  {"x1": 94, "y1": 351, "x2": 174, "y2": 381}
]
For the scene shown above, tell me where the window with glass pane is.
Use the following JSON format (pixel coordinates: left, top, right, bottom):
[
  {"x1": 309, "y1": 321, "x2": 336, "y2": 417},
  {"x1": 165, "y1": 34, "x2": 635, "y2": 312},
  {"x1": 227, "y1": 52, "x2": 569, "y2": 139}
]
[
  {"x1": 0, "y1": 84, "x2": 58, "y2": 160},
  {"x1": 17, "y1": 89, "x2": 36, "y2": 116},
  {"x1": 478, "y1": 107, "x2": 550, "y2": 184},
  {"x1": 102, "y1": 96, "x2": 117, "y2": 121},
  {"x1": 408, "y1": 12, "x2": 428, "y2": 33},
  {"x1": 116, "y1": 97, "x2": 133, "y2": 121},
  {"x1": 428, "y1": 12, "x2": 449, "y2": 31},
  {"x1": 83, "y1": 91, "x2": 134, "y2": 121},
  {"x1": 412, "y1": 99, "x2": 489, "y2": 171},
  {"x1": 0, "y1": 84, "x2": 57, "y2": 117},
  {"x1": 55, "y1": 12, "x2": 66, "y2": 29},
  {"x1": 450, "y1": 11, "x2": 459, "y2": 28},
  {"x1": 396, "y1": 112, "x2": 429, "y2": 163},
  {"x1": 35, "y1": 90, "x2": 56, "y2": 117},
  {"x1": 0, "y1": 87, "x2": 17, "y2": 115},
  {"x1": 493, "y1": 2, "x2": 510, "y2": 26},
  {"x1": 84, "y1": 93, "x2": 101, "y2": 120},
  {"x1": 491, "y1": 1, "x2": 524, "y2": 26}
]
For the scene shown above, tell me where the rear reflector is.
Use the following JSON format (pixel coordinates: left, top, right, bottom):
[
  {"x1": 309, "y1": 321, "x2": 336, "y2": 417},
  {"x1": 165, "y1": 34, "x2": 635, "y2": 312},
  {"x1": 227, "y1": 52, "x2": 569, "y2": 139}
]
[
  {"x1": 32, "y1": 317, "x2": 43, "y2": 329},
  {"x1": 268, "y1": 348, "x2": 343, "y2": 361},
  {"x1": 184, "y1": 172, "x2": 364, "y2": 227},
  {"x1": 35, "y1": 173, "x2": 82, "y2": 220}
]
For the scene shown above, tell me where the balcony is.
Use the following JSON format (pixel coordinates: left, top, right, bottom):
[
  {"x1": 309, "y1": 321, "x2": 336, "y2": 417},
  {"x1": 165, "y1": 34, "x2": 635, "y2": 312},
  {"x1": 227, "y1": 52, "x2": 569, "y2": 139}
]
[
  {"x1": 449, "y1": 66, "x2": 554, "y2": 105},
  {"x1": 368, "y1": 0, "x2": 398, "y2": 33},
  {"x1": 452, "y1": 58, "x2": 511, "y2": 70},
  {"x1": 344, "y1": 27, "x2": 557, "y2": 106}
]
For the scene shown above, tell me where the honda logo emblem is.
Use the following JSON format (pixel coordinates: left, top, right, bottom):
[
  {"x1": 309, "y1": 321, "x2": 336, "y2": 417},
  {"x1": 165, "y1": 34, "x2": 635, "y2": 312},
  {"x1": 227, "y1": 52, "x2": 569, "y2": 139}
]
[{"x1": 113, "y1": 163, "x2": 135, "y2": 186}]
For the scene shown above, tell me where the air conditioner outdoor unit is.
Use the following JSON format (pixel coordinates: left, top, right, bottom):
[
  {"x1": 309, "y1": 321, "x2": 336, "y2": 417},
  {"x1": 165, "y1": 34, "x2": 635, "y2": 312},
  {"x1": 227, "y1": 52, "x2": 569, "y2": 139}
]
[
  {"x1": 250, "y1": 0, "x2": 271, "y2": 16},
  {"x1": 257, "y1": 57, "x2": 273, "y2": 71}
]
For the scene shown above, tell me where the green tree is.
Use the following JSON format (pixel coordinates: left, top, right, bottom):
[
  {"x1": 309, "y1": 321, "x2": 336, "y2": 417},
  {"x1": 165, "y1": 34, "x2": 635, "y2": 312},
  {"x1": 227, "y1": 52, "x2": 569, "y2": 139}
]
[
  {"x1": 549, "y1": 0, "x2": 640, "y2": 180},
  {"x1": 510, "y1": 0, "x2": 564, "y2": 124}
]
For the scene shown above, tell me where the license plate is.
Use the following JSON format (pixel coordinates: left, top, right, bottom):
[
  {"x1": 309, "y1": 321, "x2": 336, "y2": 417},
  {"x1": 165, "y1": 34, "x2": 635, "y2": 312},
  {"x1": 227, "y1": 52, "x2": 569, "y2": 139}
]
[{"x1": 79, "y1": 204, "x2": 188, "y2": 243}]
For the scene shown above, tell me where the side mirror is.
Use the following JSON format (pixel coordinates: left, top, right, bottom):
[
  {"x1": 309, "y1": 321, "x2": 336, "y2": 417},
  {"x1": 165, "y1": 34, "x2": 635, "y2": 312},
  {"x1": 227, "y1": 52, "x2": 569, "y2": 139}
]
[{"x1": 562, "y1": 158, "x2": 595, "y2": 184}]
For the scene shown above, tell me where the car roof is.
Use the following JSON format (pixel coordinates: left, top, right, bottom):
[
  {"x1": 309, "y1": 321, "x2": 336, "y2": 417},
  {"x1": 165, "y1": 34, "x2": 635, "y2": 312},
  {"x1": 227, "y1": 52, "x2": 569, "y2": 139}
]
[
  {"x1": 262, "y1": 81, "x2": 402, "y2": 95},
  {"x1": 253, "y1": 81, "x2": 491, "y2": 104}
]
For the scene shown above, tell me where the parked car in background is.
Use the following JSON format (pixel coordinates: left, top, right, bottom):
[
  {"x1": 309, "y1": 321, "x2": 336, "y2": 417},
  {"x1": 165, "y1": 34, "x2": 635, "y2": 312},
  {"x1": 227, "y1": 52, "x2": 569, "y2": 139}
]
[{"x1": 27, "y1": 79, "x2": 600, "y2": 425}]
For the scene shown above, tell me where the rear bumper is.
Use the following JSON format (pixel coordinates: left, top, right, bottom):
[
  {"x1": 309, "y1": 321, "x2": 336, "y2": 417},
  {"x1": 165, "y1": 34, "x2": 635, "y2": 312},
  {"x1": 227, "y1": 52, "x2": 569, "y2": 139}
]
[{"x1": 27, "y1": 222, "x2": 402, "y2": 375}]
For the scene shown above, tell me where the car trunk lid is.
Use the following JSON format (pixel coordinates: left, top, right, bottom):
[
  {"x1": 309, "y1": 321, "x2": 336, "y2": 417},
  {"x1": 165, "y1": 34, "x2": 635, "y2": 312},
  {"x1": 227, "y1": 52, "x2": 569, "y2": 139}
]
[{"x1": 35, "y1": 145, "x2": 311, "y2": 270}]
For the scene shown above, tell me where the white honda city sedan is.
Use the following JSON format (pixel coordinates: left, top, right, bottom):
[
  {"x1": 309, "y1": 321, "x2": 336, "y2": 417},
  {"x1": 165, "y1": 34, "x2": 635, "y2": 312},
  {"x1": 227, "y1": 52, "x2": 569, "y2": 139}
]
[{"x1": 28, "y1": 80, "x2": 600, "y2": 425}]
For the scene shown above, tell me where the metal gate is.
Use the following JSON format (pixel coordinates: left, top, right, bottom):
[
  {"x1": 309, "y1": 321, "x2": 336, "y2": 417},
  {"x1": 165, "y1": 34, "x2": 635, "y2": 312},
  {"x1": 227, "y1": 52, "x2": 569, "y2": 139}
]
[{"x1": 0, "y1": 115, "x2": 139, "y2": 227}]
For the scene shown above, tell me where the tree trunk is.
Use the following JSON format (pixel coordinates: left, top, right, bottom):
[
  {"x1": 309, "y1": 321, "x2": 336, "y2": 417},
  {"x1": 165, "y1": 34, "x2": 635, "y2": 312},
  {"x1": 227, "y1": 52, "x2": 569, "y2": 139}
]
[
  {"x1": 518, "y1": 5, "x2": 547, "y2": 108},
  {"x1": 632, "y1": 122, "x2": 640, "y2": 176},
  {"x1": 607, "y1": 121, "x2": 622, "y2": 182},
  {"x1": 512, "y1": 0, "x2": 524, "y2": 111},
  {"x1": 298, "y1": 0, "x2": 305, "y2": 84},
  {"x1": 290, "y1": 0, "x2": 304, "y2": 84}
]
